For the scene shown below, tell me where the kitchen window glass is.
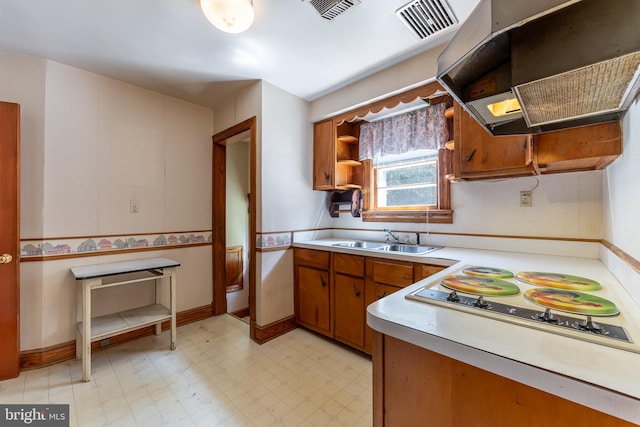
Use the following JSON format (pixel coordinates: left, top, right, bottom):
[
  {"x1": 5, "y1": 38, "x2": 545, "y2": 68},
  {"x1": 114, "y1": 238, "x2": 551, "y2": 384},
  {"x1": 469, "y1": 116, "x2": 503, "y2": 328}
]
[{"x1": 375, "y1": 152, "x2": 438, "y2": 209}]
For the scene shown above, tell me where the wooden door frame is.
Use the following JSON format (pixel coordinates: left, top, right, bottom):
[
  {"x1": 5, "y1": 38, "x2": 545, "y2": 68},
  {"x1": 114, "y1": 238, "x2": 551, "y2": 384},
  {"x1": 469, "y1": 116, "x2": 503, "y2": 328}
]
[
  {"x1": 0, "y1": 102, "x2": 20, "y2": 379},
  {"x1": 212, "y1": 117, "x2": 257, "y2": 330}
]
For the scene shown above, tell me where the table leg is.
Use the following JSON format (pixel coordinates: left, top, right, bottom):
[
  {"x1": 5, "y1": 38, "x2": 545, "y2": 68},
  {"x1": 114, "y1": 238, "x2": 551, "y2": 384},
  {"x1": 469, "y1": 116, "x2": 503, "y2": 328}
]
[
  {"x1": 81, "y1": 280, "x2": 96, "y2": 382},
  {"x1": 170, "y1": 269, "x2": 176, "y2": 350}
]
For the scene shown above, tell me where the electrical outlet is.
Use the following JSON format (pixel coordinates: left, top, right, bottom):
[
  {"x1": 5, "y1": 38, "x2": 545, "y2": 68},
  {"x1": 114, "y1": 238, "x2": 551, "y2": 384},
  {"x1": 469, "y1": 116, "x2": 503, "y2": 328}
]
[
  {"x1": 520, "y1": 191, "x2": 532, "y2": 207},
  {"x1": 130, "y1": 200, "x2": 139, "y2": 213}
]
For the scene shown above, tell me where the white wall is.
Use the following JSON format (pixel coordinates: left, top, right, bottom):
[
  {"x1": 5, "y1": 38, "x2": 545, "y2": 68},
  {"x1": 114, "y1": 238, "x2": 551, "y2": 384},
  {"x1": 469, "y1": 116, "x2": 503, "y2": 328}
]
[
  {"x1": 256, "y1": 82, "x2": 324, "y2": 325},
  {"x1": 42, "y1": 62, "x2": 213, "y2": 236},
  {"x1": 603, "y1": 98, "x2": 640, "y2": 260},
  {"x1": 1, "y1": 51, "x2": 215, "y2": 350},
  {"x1": 309, "y1": 45, "x2": 445, "y2": 121}
]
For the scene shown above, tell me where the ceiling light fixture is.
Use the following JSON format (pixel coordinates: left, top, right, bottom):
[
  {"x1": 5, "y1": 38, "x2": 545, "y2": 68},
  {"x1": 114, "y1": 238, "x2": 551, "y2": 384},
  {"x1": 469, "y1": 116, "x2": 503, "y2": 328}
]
[{"x1": 200, "y1": 0, "x2": 255, "y2": 34}]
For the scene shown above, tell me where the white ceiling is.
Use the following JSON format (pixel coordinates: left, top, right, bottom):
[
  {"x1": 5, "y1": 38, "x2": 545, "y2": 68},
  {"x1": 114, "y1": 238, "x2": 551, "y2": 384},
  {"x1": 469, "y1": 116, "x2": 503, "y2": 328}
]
[{"x1": 0, "y1": 0, "x2": 480, "y2": 108}]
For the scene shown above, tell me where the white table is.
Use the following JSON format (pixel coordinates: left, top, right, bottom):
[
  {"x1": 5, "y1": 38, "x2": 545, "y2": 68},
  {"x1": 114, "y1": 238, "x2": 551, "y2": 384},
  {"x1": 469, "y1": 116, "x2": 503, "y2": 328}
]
[{"x1": 71, "y1": 257, "x2": 180, "y2": 382}]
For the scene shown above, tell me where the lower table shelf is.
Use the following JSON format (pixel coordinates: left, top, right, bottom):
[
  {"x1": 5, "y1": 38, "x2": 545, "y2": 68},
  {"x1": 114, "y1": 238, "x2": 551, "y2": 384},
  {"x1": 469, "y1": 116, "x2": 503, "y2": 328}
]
[{"x1": 77, "y1": 304, "x2": 172, "y2": 342}]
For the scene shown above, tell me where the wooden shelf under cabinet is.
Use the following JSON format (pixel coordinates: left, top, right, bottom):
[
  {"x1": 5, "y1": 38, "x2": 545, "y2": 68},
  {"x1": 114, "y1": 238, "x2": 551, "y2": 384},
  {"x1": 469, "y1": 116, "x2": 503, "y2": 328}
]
[
  {"x1": 337, "y1": 135, "x2": 358, "y2": 144},
  {"x1": 337, "y1": 159, "x2": 362, "y2": 167}
]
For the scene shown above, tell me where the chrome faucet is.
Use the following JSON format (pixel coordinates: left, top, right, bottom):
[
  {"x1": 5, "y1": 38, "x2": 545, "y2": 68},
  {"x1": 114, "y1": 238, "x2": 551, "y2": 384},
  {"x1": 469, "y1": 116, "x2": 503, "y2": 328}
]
[{"x1": 384, "y1": 229, "x2": 400, "y2": 243}]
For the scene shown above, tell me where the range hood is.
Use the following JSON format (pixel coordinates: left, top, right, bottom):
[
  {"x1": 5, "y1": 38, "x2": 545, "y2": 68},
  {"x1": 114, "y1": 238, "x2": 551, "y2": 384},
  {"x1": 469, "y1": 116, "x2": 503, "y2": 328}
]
[{"x1": 437, "y1": 0, "x2": 640, "y2": 135}]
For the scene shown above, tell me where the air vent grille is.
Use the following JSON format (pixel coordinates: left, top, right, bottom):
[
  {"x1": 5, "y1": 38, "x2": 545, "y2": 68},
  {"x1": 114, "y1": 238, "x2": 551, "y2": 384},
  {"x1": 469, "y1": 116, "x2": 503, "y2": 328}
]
[
  {"x1": 310, "y1": 0, "x2": 361, "y2": 21},
  {"x1": 396, "y1": 0, "x2": 458, "y2": 40}
]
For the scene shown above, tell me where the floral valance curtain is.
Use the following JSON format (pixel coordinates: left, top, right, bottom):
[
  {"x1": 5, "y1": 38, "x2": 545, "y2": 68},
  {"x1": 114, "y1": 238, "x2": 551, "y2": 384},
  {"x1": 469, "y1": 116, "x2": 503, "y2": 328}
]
[{"x1": 358, "y1": 102, "x2": 449, "y2": 163}]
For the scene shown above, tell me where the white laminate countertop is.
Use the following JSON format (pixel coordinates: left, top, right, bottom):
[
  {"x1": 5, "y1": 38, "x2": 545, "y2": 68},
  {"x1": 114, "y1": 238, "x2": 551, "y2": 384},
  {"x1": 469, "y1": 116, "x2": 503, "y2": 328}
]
[{"x1": 293, "y1": 240, "x2": 640, "y2": 424}]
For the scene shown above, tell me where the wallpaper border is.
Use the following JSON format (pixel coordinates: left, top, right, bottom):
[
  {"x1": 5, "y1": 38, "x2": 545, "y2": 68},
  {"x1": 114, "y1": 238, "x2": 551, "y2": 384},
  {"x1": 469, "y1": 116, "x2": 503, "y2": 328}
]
[{"x1": 20, "y1": 230, "x2": 213, "y2": 261}]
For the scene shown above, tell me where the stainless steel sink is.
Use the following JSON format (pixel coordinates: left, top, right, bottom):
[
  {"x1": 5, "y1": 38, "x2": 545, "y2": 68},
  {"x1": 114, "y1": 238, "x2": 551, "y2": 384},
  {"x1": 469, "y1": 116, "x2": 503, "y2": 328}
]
[
  {"x1": 331, "y1": 241, "x2": 388, "y2": 249},
  {"x1": 331, "y1": 241, "x2": 440, "y2": 255},
  {"x1": 376, "y1": 244, "x2": 440, "y2": 254}
]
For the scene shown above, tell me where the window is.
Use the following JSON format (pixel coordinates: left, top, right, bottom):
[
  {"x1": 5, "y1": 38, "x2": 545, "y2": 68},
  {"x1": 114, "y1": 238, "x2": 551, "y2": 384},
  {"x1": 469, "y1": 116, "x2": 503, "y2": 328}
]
[{"x1": 375, "y1": 152, "x2": 438, "y2": 209}]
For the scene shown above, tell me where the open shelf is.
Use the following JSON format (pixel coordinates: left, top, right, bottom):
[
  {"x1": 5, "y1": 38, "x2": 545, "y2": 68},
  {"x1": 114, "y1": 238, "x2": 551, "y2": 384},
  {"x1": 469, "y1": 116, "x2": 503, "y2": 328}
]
[
  {"x1": 337, "y1": 135, "x2": 358, "y2": 144},
  {"x1": 78, "y1": 304, "x2": 171, "y2": 342},
  {"x1": 337, "y1": 159, "x2": 362, "y2": 166}
]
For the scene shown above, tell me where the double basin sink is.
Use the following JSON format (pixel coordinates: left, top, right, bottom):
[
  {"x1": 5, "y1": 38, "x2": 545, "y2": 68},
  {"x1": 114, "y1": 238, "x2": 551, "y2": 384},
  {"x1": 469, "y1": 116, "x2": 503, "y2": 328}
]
[{"x1": 331, "y1": 240, "x2": 440, "y2": 255}]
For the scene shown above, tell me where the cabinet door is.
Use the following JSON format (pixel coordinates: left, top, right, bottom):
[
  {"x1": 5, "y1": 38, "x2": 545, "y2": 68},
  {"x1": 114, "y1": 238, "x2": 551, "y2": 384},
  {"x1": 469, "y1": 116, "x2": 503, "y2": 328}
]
[
  {"x1": 296, "y1": 266, "x2": 331, "y2": 336},
  {"x1": 334, "y1": 273, "x2": 365, "y2": 348},
  {"x1": 313, "y1": 120, "x2": 335, "y2": 190},
  {"x1": 534, "y1": 121, "x2": 621, "y2": 174},
  {"x1": 455, "y1": 103, "x2": 535, "y2": 179}
]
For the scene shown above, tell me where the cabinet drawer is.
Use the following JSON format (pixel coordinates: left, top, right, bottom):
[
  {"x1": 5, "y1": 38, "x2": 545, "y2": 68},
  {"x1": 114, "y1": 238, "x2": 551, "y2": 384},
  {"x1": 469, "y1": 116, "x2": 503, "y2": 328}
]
[
  {"x1": 333, "y1": 253, "x2": 365, "y2": 276},
  {"x1": 368, "y1": 259, "x2": 415, "y2": 287},
  {"x1": 294, "y1": 248, "x2": 329, "y2": 269},
  {"x1": 414, "y1": 264, "x2": 445, "y2": 281}
]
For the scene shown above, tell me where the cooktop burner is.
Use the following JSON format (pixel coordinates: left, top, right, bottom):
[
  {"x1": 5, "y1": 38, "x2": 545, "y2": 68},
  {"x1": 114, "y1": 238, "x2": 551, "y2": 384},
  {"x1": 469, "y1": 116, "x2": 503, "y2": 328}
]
[
  {"x1": 441, "y1": 275, "x2": 520, "y2": 296},
  {"x1": 524, "y1": 288, "x2": 619, "y2": 316},
  {"x1": 406, "y1": 265, "x2": 639, "y2": 354},
  {"x1": 515, "y1": 271, "x2": 602, "y2": 291},
  {"x1": 462, "y1": 266, "x2": 514, "y2": 279}
]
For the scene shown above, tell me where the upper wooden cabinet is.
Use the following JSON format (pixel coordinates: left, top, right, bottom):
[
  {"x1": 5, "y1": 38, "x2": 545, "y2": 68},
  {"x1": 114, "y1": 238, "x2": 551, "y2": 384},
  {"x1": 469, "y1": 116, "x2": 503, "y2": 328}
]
[
  {"x1": 454, "y1": 102, "x2": 535, "y2": 179},
  {"x1": 533, "y1": 121, "x2": 622, "y2": 174},
  {"x1": 450, "y1": 102, "x2": 622, "y2": 180},
  {"x1": 313, "y1": 119, "x2": 362, "y2": 191}
]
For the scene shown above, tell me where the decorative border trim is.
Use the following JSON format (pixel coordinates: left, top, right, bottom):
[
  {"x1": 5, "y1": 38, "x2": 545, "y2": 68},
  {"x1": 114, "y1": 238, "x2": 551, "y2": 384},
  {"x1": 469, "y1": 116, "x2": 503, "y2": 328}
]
[
  {"x1": 19, "y1": 304, "x2": 214, "y2": 370},
  {"x1": 19, "y1": 230, "x2": 213, "y2": 261},
  {"x1": 250, "y1": 315, "x2": 297, "y2": 344},
  {"x1": 256, "y1": 231, "x2": 292, "y2": 250}
]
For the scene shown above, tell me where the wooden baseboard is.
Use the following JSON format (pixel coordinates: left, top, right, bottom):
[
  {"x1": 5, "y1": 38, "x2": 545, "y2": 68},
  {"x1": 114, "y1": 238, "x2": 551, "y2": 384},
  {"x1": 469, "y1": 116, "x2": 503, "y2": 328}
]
[
  {"x1": 19, "y1": 304, "x2": 214, "y2": 371},
  {"x1": 250, "y1": 315, "x2": 297, "y2": 344},
  {"x1": 230, "y1": 307, "x2": 250, "y2": 318}
]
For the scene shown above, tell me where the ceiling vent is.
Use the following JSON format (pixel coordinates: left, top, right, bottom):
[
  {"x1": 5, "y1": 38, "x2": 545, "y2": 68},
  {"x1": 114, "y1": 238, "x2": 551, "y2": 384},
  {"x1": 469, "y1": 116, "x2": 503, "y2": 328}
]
[
  {"x1": 396, "y1": 0, "x2": 458, "y2": 40},
  {"x1": 309, "y1": 0, "x2": 361, "y2": 21}
]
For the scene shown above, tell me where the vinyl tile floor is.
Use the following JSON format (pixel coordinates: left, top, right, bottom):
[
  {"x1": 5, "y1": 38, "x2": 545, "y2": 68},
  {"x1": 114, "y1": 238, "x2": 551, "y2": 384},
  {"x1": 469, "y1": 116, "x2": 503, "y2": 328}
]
[{"x1": 0, "y1": 315, "x2": 373, "y2": 426}]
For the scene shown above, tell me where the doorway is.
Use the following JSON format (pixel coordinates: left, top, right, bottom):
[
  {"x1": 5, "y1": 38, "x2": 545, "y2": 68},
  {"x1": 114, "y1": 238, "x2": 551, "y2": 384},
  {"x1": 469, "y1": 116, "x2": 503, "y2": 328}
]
[
  {"x1": 212, "y1": 117, "x2": 257, "y2": 337},
  {"x1": 224, "y1": 130, "x2": 250, "y2": 317}
]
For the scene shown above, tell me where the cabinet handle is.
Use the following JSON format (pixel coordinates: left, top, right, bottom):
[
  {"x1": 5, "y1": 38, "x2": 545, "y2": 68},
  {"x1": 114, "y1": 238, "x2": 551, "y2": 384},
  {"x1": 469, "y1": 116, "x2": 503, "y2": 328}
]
[
  {"x1": 465, "y1": 149, "x2": 476, "y2": 162},
  {"x1": 320, "y1": 276, "x2": 326, "y2": 287},
  {"x1": 353, "y1": 284, "x2": 361, "y2": 297},
  {"x1": 324, "y1": 171, "x2": 330, "y2": 181},
  {"x1": 378, "y1": 290, "x2": 387, "y2": 300},
  {"x1": 522, "y1": 141, "x2": 527, "y2": 152}
]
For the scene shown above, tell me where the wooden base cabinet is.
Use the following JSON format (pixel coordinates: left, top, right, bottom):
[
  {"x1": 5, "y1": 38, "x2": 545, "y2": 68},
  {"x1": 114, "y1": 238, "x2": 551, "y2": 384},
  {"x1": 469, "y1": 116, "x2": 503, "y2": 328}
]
[
  {"x1": 364, "y1": 258, "x2": 416, "y2": 354},
  {"x1": 373, "y1": 333, "x2": 635, "y2": 427},
  {"x1": 294, "y1": 248, "x2": 446, "y2": 355},
  {"x1": 333, "y1": 253, "x2": 366, "y2": 350},
  {"x1": 294, "y1": 249, "x2": 332, "y2": 337}
]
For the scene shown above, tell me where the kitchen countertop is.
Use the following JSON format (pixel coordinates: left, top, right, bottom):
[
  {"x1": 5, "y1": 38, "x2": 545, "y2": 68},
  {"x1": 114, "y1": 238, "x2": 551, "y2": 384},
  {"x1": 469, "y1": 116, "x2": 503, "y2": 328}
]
[{"x1": 293, "y1": 240, "x2": 640, "y2": 424}]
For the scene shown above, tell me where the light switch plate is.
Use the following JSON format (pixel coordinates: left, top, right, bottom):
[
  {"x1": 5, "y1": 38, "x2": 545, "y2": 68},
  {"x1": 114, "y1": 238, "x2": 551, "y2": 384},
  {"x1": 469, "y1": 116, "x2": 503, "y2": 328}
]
[{"x1": 130, "y1": 200, "x2": 139, "y2": 213}]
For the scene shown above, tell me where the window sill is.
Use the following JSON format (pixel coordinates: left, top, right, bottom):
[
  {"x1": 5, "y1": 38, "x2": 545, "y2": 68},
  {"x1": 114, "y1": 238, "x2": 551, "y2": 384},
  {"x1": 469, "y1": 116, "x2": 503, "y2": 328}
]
[{"x1": 361, "y1": 209, "x2": 453, "y2": 224}]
